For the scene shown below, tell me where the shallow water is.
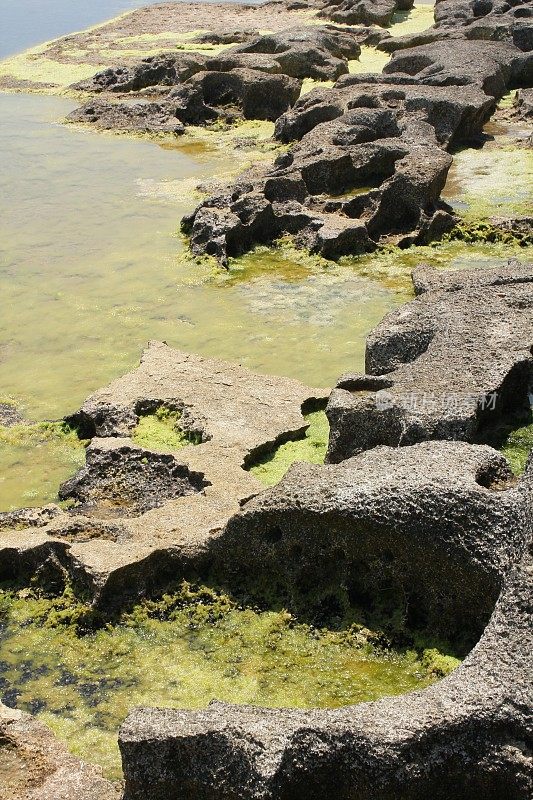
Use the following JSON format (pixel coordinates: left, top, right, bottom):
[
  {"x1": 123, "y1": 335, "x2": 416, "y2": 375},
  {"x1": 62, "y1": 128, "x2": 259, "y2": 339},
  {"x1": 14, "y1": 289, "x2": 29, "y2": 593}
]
[{"x1": 0, "y1": 590, "x2": 453, "y2": 779}]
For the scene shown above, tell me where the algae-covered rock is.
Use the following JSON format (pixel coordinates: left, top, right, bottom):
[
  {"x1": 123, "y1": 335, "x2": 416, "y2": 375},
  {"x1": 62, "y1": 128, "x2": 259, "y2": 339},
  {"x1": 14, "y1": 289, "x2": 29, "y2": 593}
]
[{"x1": 118, "y1": 445, "x2": 533, "y2": 800}]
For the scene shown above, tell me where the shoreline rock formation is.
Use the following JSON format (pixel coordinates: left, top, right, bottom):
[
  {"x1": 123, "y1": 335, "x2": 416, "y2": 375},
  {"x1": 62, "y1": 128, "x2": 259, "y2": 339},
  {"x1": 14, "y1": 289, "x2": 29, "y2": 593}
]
[
  {"x1": 0, "y1": 342, "x2": 326, "y2": 611},
  {"x1": 326, "y1": 260, "x2": 533, "y2": 462}
]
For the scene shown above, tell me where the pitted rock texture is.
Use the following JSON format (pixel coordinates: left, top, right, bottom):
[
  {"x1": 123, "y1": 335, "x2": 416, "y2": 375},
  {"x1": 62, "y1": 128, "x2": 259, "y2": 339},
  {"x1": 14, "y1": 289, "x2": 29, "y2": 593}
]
[
  {"x1": 58, "y1": 440, "x2": 209, "y2": 518},
  {"x1": 207, "y1": 25, "x2": 364, "y2": 80},
  {"x1": 73, "y1": 52, "x2": 209, "y2": 94},
  {"x1": 379, "y1": 0, "x2": 533, "y2": 53},
  {"x1": 212, "y1": 441, "x2": 522, "y2": 643},
  {"x1": 119, "y1": 446, "x2": 533, "y2": 800},
  {"x1": 68, "y1": 67, "x2": 302, "y2": 130},
  {"x1": 0, "y1": 702, "x2": 120, "y2": 800},
  {"x1": 67, "y1": 25, "x2": 375, "y2": 132},
  {"x1": 0, "y1": 403, "x2": 27, "y2": 427},
  {"x1": 318, "y1": 0, "x2": 414, "y2": 27},
  {"x1": 326, "y1": 261, "x2": 533, "y2": 463},
  {"x1": 382, "y1": 39, "x2": 532, "y2": 98},
  {"x1": 0, "y1": 342, "x2": 325, "y2": 609},
  {"x1": 183, "y1": 79, "x2": 495, "y2": 265}
]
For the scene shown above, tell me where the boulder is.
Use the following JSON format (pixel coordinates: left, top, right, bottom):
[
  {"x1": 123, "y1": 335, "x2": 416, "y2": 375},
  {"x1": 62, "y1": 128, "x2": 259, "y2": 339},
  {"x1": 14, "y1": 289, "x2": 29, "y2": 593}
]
[
  {"x1": 319, "y1": 0, "x2": 414, "y2": 28},
  {"x1": 185, "y1": 80, "x2": 495, "y2": 265},
  {"x1": 215, "y1": 25, "x2": 363, "y2": 80},
  {"x1": 326, "y1": 261, "x2": 533, "y2": 463},
  {"x1": 383, "y1": 39, "x2": 531, "y2": 98}
]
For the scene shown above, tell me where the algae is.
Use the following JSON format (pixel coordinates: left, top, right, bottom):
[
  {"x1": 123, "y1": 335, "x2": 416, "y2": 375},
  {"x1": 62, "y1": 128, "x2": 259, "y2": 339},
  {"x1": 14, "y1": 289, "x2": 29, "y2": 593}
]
[
  {"x1": 500, "y1": 421, "x2": 533, "y2": 475},
  {"x1": 0, "y1": 584, "x2": 457, "y2": 779},
  {"x1": 132, "y1": 406, "x2": 201, "y2": 451},
  {"x1": 249, "y1": 410, "x2": 329, "y2": 486}
]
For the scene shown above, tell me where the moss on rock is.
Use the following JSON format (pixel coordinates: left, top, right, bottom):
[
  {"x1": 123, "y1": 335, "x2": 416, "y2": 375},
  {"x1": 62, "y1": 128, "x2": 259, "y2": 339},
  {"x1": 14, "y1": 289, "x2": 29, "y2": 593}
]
[
  {"x1": 249, "y1": 410, "x2": 329, "y2": 486},
  {"x1": 132, "y1": 406, "x2": 201, "y2": 452}
]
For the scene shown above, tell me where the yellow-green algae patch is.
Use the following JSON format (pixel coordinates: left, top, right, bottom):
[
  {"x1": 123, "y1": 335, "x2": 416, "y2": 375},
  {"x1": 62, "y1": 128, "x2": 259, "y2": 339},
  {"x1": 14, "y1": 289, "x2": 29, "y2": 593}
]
[
  {"x1": 443, "y1": 127, "x2": 533, "y2": 220},
  {"x1": 132, "y1": 406, "x2": 201, "y2": 451},
  {"x1": 0, "y1": 423, "x2": 87, "y2": 513},
  {"x1": 348, "y1": 46, "x2": 391, "y2": 75},
  {"x1": 388, "y1": 3, "x2": 435, "y2": 37},
  {"x1": 250, "y1": 410, "x2": 329, "y2": 486},
  {"x1": 500, "y1": 420, "x2": 533, "y2": 475},
  {"x1": 0, "y1": 585, "x2": 459, "y2": 779}
]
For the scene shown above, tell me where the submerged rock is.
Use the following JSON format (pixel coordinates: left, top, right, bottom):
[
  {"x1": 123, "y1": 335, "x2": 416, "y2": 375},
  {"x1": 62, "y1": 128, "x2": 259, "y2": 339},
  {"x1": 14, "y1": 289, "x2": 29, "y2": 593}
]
[
  {"x1": 327, "y1": 261, "x2": 533, "y2": 462},
  {"x1": 0, "y1": 701, "x2": 120, "y2": 800}
]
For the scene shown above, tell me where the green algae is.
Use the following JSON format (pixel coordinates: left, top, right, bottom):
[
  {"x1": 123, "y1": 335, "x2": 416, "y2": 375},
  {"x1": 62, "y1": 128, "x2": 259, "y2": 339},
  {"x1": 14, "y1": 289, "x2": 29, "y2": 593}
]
[
  {"x1": 500, "y1": 421, "x2": 533, "y2": 475},
  {"x1": 443, "y1": 141, "x2": 533, "y2": 220},
  {"x1": 444, "y1": 219, "x2": 532, "y2": 247},
  {"x1": 0, "y1": 423, "x2": 87, "y2": 513},
  {"x1": 249, "y1": 410, "x2": 329, "y2": 486},
  {"x1": 0, "y1": 585, "x2": 456, "y2": 779},
  {"x1": 132, "y1": 406, "x2": 201, "y2": 451}
]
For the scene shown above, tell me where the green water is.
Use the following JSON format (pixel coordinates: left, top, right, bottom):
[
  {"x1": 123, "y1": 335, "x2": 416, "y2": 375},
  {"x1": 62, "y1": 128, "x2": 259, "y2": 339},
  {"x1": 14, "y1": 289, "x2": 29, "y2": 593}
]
[
  {"x1": 0, "y1": 587, "x2": 457, "y2": 779},
  {"x1": 0, "y1": 423, "x2": 86, "y2": 512}
]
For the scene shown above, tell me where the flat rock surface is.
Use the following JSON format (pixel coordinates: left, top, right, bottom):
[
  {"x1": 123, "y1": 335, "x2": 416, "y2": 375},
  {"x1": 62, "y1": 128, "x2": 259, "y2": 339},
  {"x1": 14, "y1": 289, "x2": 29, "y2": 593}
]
[{"x1": 0, "y1": 342, "x2": 326, "y2": 608}]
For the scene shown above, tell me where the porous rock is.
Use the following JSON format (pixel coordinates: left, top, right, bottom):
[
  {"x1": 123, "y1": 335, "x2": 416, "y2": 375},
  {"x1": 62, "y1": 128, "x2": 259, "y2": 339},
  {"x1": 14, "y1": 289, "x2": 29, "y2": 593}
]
[
  {"x1": 326, "y1": 261, "x2": 533, "y2": 462},
  {"x1": 184, "y1": 79, "x2": 495, "y2": 265},
  {"x1": 0, "y1": 342, "x2": 326, "y2": 609},
  {"x1": 0, "y1": 701, "x2": 120, "y2": 800},
  {"x1": 118, "y1": 445, "x2": 533, "y2": 800},
  {"x1": 72, "y1": 52, "x2": 208, "y2": 94}
]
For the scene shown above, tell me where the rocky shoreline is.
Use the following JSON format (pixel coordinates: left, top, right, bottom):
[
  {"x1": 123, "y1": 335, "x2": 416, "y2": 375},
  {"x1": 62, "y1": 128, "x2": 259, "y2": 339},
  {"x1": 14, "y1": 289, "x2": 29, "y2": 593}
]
[{"x1": 0, "y1": 0, "x2": 532, "y2": 797}]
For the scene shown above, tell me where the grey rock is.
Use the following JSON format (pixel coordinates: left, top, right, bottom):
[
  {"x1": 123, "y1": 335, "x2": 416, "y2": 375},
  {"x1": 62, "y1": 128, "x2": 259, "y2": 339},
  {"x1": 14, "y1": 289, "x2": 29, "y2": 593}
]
[
  {"x1": 319, "y1": 0, "x2": 414, "y2": 28},
  {"x1": 0, "y1": 342, "x2": 326, "y2": 609},
  {"x1": 383, "y1": 39, "x2": 531, "y2": 98},
  {"x1": 185, "y1": 80, "x2": 495, "y2": 265},
  {"x1": 119, "y1": 443, "x2": 533, "y2": 800},
  {"x1": 72, "y1": 52, "x2": 208, "y2": 94},
  {"x1": 0, "y1": 402, "x2": 26, "y2": 426},
  {"x1": 326, "y1": 261, "x2": 533, "y2": 463}
]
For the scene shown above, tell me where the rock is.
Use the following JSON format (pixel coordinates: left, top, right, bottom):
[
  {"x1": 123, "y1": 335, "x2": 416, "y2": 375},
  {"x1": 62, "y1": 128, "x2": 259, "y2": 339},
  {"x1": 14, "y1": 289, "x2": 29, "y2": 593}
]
[
  {"x1": 118, "y1": 444, "x2": 533, "y2": 800},
  {"x1": 0, "y1": 701, "x2": 120, "y2": 800},
  {"x1": 0, "y1": 402, "x2": 26, "y2": 426},
  {"x1": 326, "y1": 261, "x2": 533, "y2": 463},
  {"x1": 214, "y1": 25, "x2": 363, "y2": 81},
  {"x1": 212, "y1": 441, "x2": 521, "y2": 639},
  {"x1": 0, "y1": 342, "x2": 326, "y2": 609},
  {"x1": 383, "y1": 39, "x2": 531, "y2": 99},
  {"x1": 516, "y1": 86, "x2": 533, "y2": 119},
  {"x1": 72, "y1": 52, "x2": 208, "y2": 94},
  {"x1": 58, "y1": 440, "x2": 209, "y2": 518},
  {"x1": 319, "y1": 0, "x2": 414, "y2": 28},
  {"x1": 67, "y1": 98, "x2": 186, "y2": 135},
  {"x1": 169, "y1": 68, "x2": 302, "y2": 123},
  {"x1": 69, "y1": 67, "x2": 301, "y2": 132},
  {"x1": 185, "y1": 80, "x2": 495, "y2": 265}
]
